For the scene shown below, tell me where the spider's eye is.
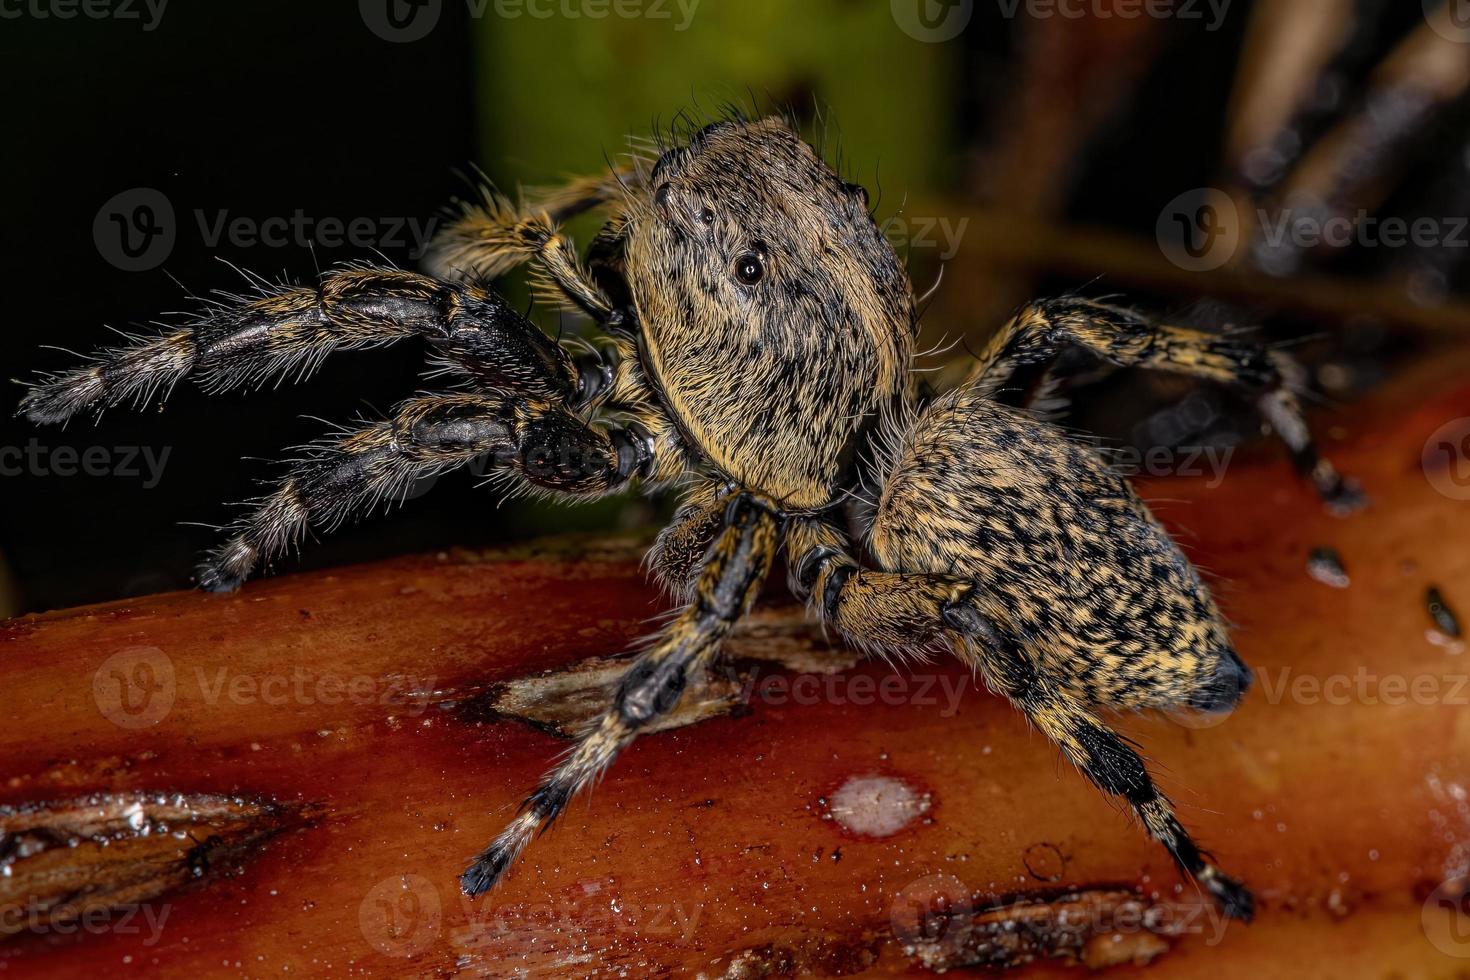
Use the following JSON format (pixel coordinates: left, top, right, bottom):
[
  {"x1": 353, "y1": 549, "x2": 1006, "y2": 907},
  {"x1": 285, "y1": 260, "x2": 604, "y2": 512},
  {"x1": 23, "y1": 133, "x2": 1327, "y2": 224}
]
[
  {"x1": 654, "y1": 183, "x2": 673, "y2": 210},
  {"x1": 698, "y1": 206, "x2": 716, "y2": 225},
  {"x1": 734, "y1": 251, "x2": 765, "y2": 286}
]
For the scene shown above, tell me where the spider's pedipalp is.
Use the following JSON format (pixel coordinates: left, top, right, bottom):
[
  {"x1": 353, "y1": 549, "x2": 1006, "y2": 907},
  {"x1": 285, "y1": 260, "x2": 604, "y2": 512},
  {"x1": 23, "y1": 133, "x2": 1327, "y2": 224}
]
[
  {"x1": 964, "y1": 296, "x2": 1363, "y2": 512},
  {"x1": 646, "y1": 479, "x2": 725, "y2": 600},
  {"x1": 462, "y1": 493, "x2": 779, "y2": 895},
  {"x1": 425, "y1": 170, "x2": 640, "y2": 323}
]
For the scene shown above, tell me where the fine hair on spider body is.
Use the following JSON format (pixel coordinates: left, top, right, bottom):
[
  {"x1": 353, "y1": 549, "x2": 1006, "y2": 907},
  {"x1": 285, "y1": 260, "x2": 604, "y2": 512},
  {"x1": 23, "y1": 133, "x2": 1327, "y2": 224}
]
[{"x1": 19, "y1": 108, "x2": 1366, "y2": 923}]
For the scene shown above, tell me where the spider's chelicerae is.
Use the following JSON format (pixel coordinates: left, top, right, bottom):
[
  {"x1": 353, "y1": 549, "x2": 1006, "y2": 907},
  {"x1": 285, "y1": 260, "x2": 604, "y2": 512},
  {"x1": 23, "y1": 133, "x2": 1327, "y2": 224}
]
[{"x1": 20, "y1": 113, "x2": 1362, "y2": 921}]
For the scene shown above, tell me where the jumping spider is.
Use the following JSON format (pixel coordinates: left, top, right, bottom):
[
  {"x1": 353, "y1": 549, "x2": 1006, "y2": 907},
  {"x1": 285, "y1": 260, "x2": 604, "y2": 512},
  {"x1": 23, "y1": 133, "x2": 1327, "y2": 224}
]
[{"x1": 19, "y1": 113, "x2": 1362, "y2": 922}]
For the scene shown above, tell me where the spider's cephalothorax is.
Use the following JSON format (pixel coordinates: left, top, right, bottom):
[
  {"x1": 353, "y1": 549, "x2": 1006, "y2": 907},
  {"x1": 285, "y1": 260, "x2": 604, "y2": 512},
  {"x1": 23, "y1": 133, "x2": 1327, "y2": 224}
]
[
  {"x1": 19, "y1": 113, "x2": 1363, "y2": 923},
  {"x1": 624, "y1": 118, "x2": 914, "y2": 509}
]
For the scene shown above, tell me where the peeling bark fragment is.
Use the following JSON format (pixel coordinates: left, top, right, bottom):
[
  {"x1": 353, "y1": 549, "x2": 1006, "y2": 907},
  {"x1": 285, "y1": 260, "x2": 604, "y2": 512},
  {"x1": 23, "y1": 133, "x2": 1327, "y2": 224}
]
[
  {"x1": 0, "y1": 792, "x2": 314, "y2": 940},
  {"x1": 462, "y1": 605, "x2": 861, "y2": 738},
  {"x1": 902, "y1": 887, "x2": 1188, "y2": 973},
  {"x1": 718, "y1": 935, "x2": 882, "y2": 978}
]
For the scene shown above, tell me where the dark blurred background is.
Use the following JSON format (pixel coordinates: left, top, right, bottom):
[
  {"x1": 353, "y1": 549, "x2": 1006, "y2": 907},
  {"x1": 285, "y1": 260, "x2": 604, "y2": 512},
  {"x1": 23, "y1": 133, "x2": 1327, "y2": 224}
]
[{"x1": 2, "y1": 0, "x2": 1465, "y2": 613}]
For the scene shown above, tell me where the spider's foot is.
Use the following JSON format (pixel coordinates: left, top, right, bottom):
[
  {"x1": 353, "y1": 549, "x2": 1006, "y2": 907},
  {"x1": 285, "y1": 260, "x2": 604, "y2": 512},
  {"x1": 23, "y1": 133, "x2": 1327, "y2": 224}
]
[
  {"x1": 1307, "y1": 456, "x2": 1368, "y2": 516},
  {"x1": 460, "y1": 848, "x2": 514, "y2": 898},
  {"x1": 16, "y1": 371, "x2": 103, "y2": 425},
  {"x1": 461, "y1": 812, "x2": 537, "y2": 897},
  {"x1": 1198, "y1": 863, "x2": 1255, "y2": 922},
  {"x1": 196, "y1": 538, "x2": 255, "y2": 593},
  {"x1": 196, "y1": 569, "x2": 243, "y2": 594},
  {"x1": 195, "y1": 558, "x2": 245, "y2": 594},
  {"x1": 1321, "y1": 473, "x2": 1368, "y2": 517}
]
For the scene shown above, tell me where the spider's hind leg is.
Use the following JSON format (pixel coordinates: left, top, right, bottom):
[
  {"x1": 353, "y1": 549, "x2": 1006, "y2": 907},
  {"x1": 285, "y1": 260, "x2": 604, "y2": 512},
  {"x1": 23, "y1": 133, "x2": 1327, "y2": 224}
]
[
  {"x1": 966, "y1": 297, "x2": 1363, "y2": 513},
  {"x1": 973, "y1": 630, "x2": 1255, "y2": 921},
  {"x1": 788, "y1": 519, "x2": 1254, "y2": 920},
  {"x1": 461, "y1": 492, "x2": 780, "y2": 895}
]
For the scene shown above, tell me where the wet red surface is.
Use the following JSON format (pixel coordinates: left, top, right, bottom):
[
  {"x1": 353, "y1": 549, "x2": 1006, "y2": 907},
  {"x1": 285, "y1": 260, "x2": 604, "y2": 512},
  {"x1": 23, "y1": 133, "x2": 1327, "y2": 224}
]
[{"x1": 1, "y1": 357, "x2": 1467, "y2": 976}]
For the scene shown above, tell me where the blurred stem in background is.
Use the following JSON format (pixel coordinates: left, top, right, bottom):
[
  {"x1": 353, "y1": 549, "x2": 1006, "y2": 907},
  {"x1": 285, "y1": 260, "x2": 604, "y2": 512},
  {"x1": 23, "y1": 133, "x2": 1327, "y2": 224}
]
[{"x1": 470, "y1": 1, "x2": 952, "y2": 200}]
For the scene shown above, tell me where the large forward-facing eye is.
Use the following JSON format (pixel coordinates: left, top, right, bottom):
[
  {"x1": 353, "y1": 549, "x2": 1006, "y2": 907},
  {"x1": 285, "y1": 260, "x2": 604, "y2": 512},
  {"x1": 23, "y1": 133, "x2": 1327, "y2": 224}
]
[{"x1": 734, "y1": 249, "x2": 765, "y2": 286}]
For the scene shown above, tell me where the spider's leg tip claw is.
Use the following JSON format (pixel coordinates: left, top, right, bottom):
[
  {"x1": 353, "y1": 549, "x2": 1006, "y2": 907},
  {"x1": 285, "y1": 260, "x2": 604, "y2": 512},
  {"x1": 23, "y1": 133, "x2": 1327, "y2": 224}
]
[
  {"x1": 460, "y1": 849, "x2": 512, "y2": 898},
  {"x1": 1201, "y1": 866, "x2": 1255, "y2": 923},
  {"x1": 195, "y1": 564, "x2": 244, "y2": 594},
  {"x1": 1324, "y1": 476, "x2": 1369, "y2": 518},
  {"x1": 17, "y1": 388, "x2": 71, "y2": 426}
]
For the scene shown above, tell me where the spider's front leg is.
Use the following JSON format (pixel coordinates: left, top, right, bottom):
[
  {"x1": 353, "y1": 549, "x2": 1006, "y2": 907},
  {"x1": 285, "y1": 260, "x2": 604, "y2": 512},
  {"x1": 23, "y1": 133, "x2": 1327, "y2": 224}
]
[
  {"x1": 18, "y1": 264, "x2": 673, "y2": 590},
  {"x1": 196, "y1": 392, "x2": 673, "y2": 592},
  {"x1": 966, "y1": 297, "x2": 1363, "y2": 512},
  {"x1": 18, "y1": 267, "x2": 608, "y2": 424},
  {"x1": 461, "y1": 492, "x2": 780, "y2": 895}
]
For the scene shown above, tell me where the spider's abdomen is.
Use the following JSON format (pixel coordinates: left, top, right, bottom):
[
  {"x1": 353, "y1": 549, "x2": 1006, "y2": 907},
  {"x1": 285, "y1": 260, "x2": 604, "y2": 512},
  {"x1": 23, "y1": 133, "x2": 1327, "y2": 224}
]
[{"x1": 868, "y1": 389, "x2": 1246, "y2": 712}]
